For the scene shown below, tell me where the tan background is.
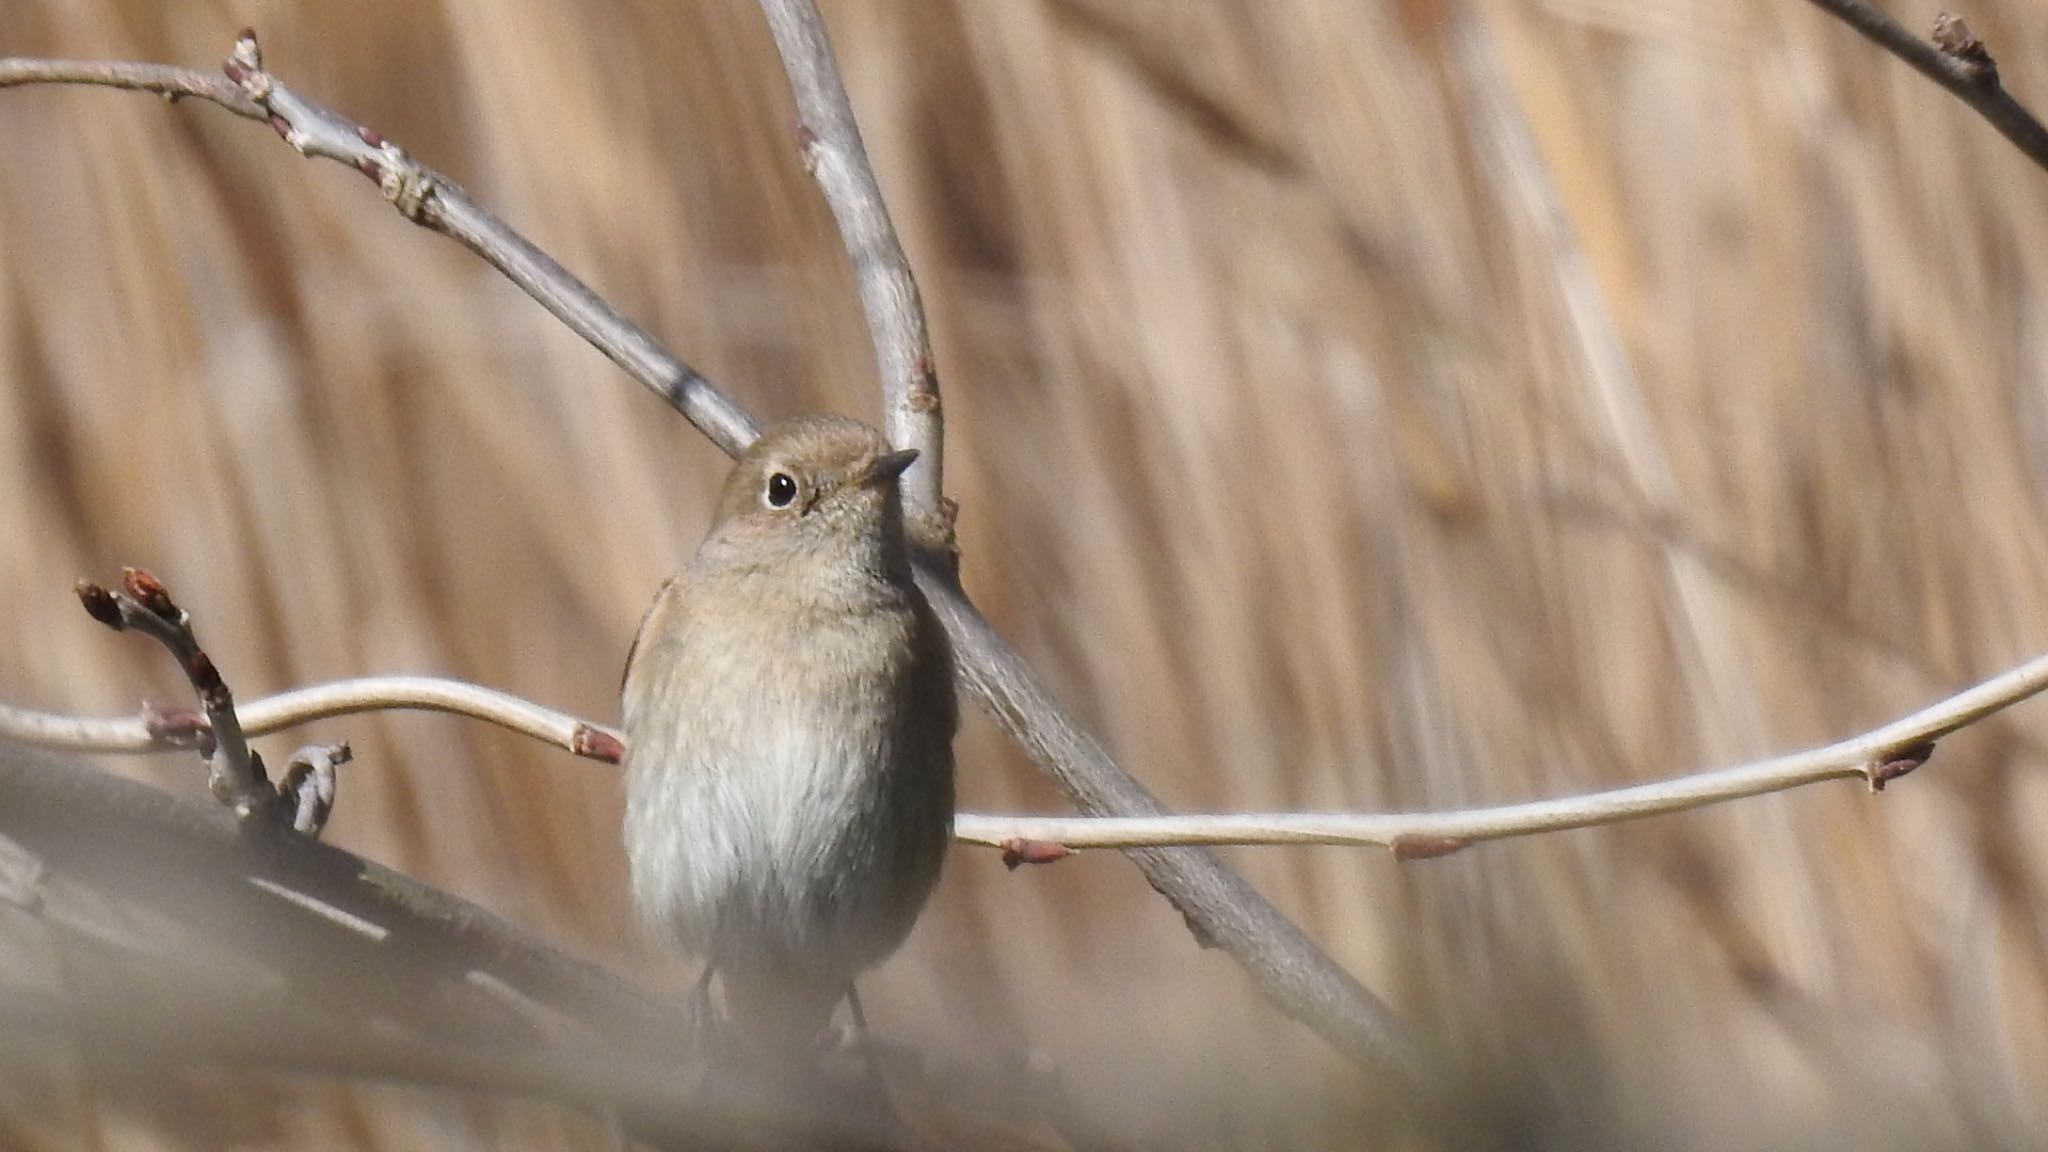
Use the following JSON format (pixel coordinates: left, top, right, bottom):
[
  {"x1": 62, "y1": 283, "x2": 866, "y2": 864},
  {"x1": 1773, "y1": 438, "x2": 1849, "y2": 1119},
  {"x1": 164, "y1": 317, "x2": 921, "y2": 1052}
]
[{"x1": 4, "y1": 0, "x2": 2048, "y2": 1147}]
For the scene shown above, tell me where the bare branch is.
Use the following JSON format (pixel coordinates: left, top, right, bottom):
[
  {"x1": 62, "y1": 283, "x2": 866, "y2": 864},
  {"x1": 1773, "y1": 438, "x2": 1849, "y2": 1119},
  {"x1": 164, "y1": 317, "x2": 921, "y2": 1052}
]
[
  {"x1": 17, "y1": 639, "x2": 2046, "y2": 860},
  {"x1": 953, "y1": 640, "x2": 2048, "y2": 851},
  {"x1": 0, "y1": 56, "x2": 261, "y2": 113},
  {"x1": 0, "y1": 37, "x2": 759, "y2": 456},
  {"x1": 759, "y1": 1, "x2": 949, "y2": 543},
  {"x1": 0, "y1": 674, "x2": 623, "y2": 763},
  {"x1": 0, "y1": 748, "x2": 902, "y2": 1150},
  {"x1": 1801, "y1": 1, "x2": 2048, "y2": 174}
]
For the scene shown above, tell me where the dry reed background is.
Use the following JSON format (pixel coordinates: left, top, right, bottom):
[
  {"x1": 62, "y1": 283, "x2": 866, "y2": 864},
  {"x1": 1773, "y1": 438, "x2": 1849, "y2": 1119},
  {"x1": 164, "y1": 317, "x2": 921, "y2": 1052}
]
[{"x1": 3, "y1": 0, "x2": 2048, "y2": 1147}]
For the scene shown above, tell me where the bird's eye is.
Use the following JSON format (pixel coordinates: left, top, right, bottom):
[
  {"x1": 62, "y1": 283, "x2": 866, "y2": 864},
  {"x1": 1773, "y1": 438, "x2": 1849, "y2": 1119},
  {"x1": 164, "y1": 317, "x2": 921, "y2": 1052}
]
[{"x1": 764, "y1": 471, "x2": 799, "y2": 509}]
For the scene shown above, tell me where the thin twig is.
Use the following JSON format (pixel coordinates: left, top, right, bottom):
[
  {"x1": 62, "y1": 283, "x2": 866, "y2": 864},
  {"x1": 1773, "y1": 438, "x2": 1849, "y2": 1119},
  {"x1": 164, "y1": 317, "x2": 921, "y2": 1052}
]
[
  {"x1": 0, "y1": 40, "x2": 759, "y2": 456},
  {"x1": 12, "y1": 640, "x2": 2046, "y2": 853},
  {"x1": 0, "y1": 674, "x2": 625, "y2": 762},
  {"x1": 0, "y1": 36, "x2": 1434, "y2": 1085},
  {"x1": 1801, "y1": 1, "x2": 2048, "y2": 174},
  {"x1": 758, "y1": 0, "x2": 949, "y2": 544}
]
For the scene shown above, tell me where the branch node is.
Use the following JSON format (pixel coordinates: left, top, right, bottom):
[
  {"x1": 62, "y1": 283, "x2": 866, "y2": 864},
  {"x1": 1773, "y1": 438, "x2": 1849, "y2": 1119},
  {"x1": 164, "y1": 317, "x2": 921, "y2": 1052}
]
[
  {"x1": 1932, "y1": 13, "x2": 1999, "y2": 84},
  {"x1": 375, "y1": 145, "x2": 436, "y2": 222},
  {"x1": 1866, "y1": 740, "x2": 1936, "y2": 792}
]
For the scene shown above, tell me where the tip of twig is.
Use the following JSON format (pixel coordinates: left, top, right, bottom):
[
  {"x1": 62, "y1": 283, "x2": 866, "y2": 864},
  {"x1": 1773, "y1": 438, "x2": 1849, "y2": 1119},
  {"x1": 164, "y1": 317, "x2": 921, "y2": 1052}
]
[
  {"x1": 1866, "y1": 740, "x2": 1936, "y2": 792},
  {"x1": 1932, "y1": 13, "x2": 1999, "y2": 83},
  {"x1": 571, "y1": 724, "x2": 626, "y2": 763},
  {"x1": 1391, "y1": 833, "x2": 1469, "y2": 861},
  {"x1": 999, "y1": 838, "x2": 1073, "y2": 869},
  {"x1": 119, "y1": 567, "x2": 177, "y2": 621},
  {"x1": 75, "y1": 581, "x2": 123, "y2": 630}
]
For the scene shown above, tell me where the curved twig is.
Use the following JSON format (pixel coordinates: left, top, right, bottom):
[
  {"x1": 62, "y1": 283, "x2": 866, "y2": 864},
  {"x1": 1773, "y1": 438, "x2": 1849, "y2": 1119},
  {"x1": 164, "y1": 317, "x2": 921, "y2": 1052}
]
[
  {"x1": 75, "y1": 570, "x2": 273, "y2": 817},
  {"x1": 11, "y1": 643, "x2": 2045, "y2": 864},
  {"x1": 0, "y1": 674, "x2": 624, "y2": 763}
]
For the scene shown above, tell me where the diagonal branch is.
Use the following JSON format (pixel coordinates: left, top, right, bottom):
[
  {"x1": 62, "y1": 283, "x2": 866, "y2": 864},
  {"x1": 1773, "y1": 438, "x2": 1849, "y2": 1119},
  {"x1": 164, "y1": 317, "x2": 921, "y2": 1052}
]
[
  {"x1": 1801, "y1": 1, "x2": 2048, "y2": 174},
  {"x1": 0, "y1": 747, "x2": 895, "y2": 1150},
  {"x1": 758, "y1": 0, "x2": 949, "y2": 543}
]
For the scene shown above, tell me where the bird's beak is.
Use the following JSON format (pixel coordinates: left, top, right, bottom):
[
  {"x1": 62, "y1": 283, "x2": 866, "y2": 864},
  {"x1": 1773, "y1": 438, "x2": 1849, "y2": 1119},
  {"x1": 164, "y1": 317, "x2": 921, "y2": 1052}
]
[{"x1": 858, "y1": 448, "x2": 919, "y2": 487}]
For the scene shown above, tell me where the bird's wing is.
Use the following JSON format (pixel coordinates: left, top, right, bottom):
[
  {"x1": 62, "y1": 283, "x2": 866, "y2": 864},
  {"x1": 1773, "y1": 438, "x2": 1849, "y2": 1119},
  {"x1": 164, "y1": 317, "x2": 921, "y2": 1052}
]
[{"x1": 620, "y1": 574, "x2": 680, "y2": 702}]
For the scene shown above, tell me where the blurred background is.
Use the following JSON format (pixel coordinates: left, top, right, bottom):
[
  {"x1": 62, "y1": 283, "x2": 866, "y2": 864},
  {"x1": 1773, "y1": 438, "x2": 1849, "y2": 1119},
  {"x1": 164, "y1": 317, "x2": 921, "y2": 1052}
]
[{"x1": 4, "y1": 0, "x2": 2048, "y2": 1147}]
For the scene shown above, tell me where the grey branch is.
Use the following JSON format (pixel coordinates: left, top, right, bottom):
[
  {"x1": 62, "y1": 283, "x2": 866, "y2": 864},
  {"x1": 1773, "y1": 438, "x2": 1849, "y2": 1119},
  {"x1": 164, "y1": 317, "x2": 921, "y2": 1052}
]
[
  {"x1": 0, "y1": 747, "x2": 897, "y2": 1149},
  {"x1": 0, "y1": 33, "x2": 1433, "y2": 1085},
  {"x1": 75, "y1": 569, "x2": 273, "y2": 818},
  {"x1": 759, "y1": 1, "x2": 949, "y2": 540},
  {"x1": 1802, "y1": 1, "x2": 2048, "y2": 173}
]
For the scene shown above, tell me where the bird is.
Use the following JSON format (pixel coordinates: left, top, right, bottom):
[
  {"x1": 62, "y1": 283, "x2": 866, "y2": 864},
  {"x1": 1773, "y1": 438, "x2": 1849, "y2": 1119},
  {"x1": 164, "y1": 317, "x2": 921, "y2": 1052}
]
[{"x1": 620, "y1": 414, "x2": 957, "y2": 1051}]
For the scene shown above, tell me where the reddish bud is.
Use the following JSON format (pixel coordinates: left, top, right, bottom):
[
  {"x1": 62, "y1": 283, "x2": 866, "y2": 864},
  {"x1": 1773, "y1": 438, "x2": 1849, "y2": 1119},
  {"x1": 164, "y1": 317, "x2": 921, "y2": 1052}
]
[
  {"x1": 186, "y1": 651, "x2": 225, "y2": 696},
  {"x1": 1000, "y1": 838, "x2": 1073, "y2": 869},
  {"x1": 75, "y1": 581, "x2": 123, "y2": 629},
  {"x1": 142, "y1": 704, "x2": 210, "y2": 748},
  {"x1": 1392, "y1": 834, "x2": 1469, "y2": 861},
  {"x1": 120, "y1": 568, "x2": 175, "y2": 619},
  {"x1": 358, "y1": 125, "x2": 385, "y2": 148},
  {"x1": 573, "y1": 725, "x2": 626, "y2": 763},
  {"x1": 1867, "y1": 740, "x2": 1936, "y2": 792}
]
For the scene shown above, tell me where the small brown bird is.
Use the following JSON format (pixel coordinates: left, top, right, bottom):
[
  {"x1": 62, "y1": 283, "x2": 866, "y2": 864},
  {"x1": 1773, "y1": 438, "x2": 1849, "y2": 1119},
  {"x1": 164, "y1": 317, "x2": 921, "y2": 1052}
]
[{"x1": 621, "y1": 415, "x2": 956, "y2": 1048}]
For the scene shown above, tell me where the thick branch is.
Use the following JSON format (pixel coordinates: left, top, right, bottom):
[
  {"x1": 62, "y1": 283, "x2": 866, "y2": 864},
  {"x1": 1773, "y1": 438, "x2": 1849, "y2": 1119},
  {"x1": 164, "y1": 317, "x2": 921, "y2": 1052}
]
[
  {"x1": 1802, "y1": 1, "x2": 2048, "y2": 174},
  {"x1": 0, "y1": 747, "x2": 892, "y2": 1150},
  {"x1": 758, "y1": 1, "x2": 948, "y2": 538}
]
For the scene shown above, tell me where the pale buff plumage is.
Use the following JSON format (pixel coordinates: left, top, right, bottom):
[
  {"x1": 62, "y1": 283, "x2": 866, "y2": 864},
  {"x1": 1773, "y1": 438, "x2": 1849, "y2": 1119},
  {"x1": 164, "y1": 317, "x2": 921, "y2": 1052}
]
[{"x1": 621, "y1": 415, "x2": 956, "y2": 1045}]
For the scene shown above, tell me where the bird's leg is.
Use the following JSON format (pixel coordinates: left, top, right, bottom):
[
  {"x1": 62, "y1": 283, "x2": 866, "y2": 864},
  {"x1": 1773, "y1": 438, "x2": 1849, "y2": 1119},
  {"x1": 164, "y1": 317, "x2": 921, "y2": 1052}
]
[
  {"x1": 685, "y1": 960, "x2": 719, "y2": 1039},
  {"x1": 843, "y1": 983, "x2": 893, "y2": 1110}
]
